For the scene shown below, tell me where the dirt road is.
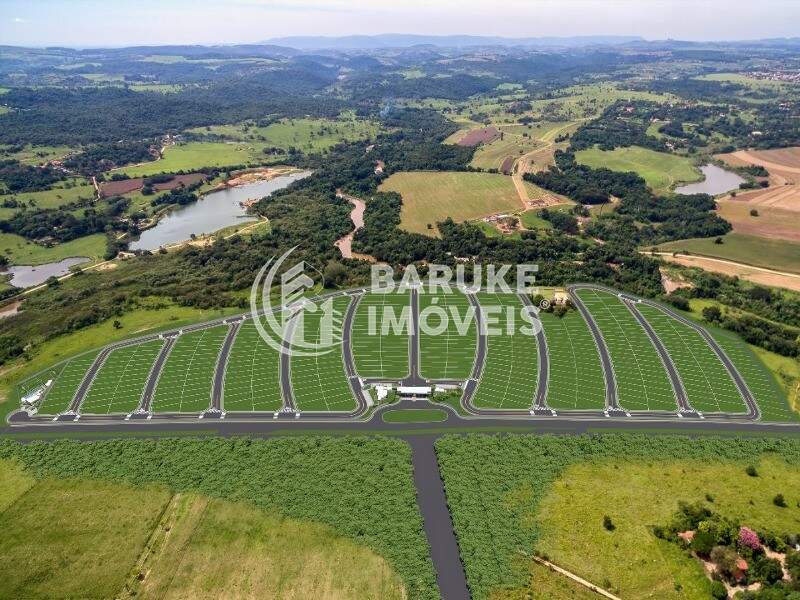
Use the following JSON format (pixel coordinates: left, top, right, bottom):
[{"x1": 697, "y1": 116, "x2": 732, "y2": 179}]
[{"x1": 334, "y1": 191, "x2": 367, "y2": 259}]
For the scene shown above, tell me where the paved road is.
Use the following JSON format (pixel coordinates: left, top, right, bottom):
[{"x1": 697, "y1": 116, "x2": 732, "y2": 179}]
[
  {"x1": 136, "y1": 336, "x2": 176, "y2": 415},
  {"x1": 519, "y1": 293, "x2": 550, "y2": 413},
  {"x1": 408, "y1": 435, "x2": 470, "y2": 600},
  {"x1": 211, "y1": 321, "x2": 241, "y2": 413}
]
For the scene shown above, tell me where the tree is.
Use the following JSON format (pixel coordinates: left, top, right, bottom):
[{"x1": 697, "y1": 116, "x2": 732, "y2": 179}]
[
  {"x1": 773, "y1": 493, "x2": 787, "y2": 508},
  {"x1": 703, "y1": 305, "x2": 722, "y2": 323},
  {"x1": 752, "y1": 556, "x2": 784, "y2": 585},
  {"x1": 603, "y1": 515, "x2": 615, "y2": 531},
  {"x1": 710, "y1": 580, "x2": 727, "y2": 600}
]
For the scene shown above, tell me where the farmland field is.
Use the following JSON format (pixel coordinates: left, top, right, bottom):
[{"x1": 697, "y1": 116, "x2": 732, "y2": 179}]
[
  {"x1": 379, "y1": 171, "x2": 523, "y2": 235},
  {"x1": 0, "y1": 460, "x2": 405, "y2": 599},
  {"x1": 436, "y1": 434, "x2": 800, "y2": 600},
  {"x1": 539, "y1": 310, "x2": 606, "y2": 410},
  {"x1": 636, "y1": 304, "x2": 745, "y2": 414},
  {"x1": 574, "y1": 145, "x2": 701, "y2": 194},
  {"x1": 471, "y1": 293, "x2": 538, "y2": 409},
  {"x1": 418, "y1": 290, "x2": 477, "y2": 380},
  {"x1": 351, "y1": 291, "x2": 410, "y2": 380},
  {"x1": 290, "y1": 296, "x2": 356, "y2": 412},
  {"x1": 188, "y1": 116, "x2": 381, "y2": 153},
  {"x1": 222, "y1": 318, "x2": 283, "y2": 412},
  {"x1": 717, "y1": 200, "x2": 800, "y2": 243},
  {"x1": 151, "y1": 326, "x2": 228, "y2": 413},
  {"x1": 0, "y1": 437, "x2": 436, "y2": 599},
  {"x1": 469, "y1": 122, "x2": 570, "y2": 171},
  {"x1": 654, "y1": 232, "x2": 800, "y2": 275},
  {"x1": 80, "y1": 340, "x2": 164, "y2": 414},
  {"x1": 575, "y1": 289, "x2": 676, "y2": 411},
  {"x1": 119, "y1": 141, "x2": 276, "y2": 177}
]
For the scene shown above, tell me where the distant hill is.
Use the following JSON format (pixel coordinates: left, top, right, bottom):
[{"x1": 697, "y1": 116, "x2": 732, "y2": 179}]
[{"x1": 263, "y1": 34, "x2": 644, "y2": 50}]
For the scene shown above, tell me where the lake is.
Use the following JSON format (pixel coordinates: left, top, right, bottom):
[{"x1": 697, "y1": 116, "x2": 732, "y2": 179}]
[
  {"x1": 5, "y1": 257, "x2": 89, "y2": 288},
  {"x1": 675, "y1": 164, "x2": 745, "y2": 196},
  {"x1": 129, "y1": 170, "x2": 311, "y2": 251}
]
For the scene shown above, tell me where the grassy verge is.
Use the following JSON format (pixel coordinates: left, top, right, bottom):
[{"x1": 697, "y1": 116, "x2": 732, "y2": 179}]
[
  {"x1": 436, "y1": 433, "x2": 800, "y2": 599},
  {"x1": 382, "y1": 408, "x2": 448, "y2": 423},
  {"x1": 0, "y1": 436, "x2": 437, "y2": 599}
]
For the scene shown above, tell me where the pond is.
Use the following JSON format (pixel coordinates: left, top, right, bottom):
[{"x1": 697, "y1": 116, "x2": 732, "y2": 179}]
[
  {"x1": 129, "y1": 170, "x2": 311, "y2": 251},
  {"x1": 675, "y1": 164, "x2": 745, "y2": 196},
  {"x1": 4, "y1": 257, "x2": 89, "y2": 288}
]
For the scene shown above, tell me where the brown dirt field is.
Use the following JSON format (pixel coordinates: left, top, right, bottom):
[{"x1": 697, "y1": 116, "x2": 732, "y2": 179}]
[
  {"x1": 655, "y1": 253, "x2": 800, "y2": 292},
  {"x1": 717, "y1": 148, "x2": 800, "y2": 185},
  {"x1": 500, "y1": 156, "x2": 515, "y2": 175},
  {"x1": 457, "y1": 126, "x2": 500, "y2": 147},
  {"x1": 100, "y1": 173, "x2": 205, "y2": 198},
  {"x1": 717, "y1": 200, "x2": 800, "y2": 242}
]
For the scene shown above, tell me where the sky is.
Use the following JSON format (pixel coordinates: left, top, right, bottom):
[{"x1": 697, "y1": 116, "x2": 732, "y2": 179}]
[{"x1": 2, "y1": 0, "x2": 800, "y2": 47}]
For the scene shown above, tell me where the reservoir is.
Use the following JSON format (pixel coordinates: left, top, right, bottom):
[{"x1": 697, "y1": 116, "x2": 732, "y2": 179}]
[
  {"x1": 5, "y1": 257, "x2": 89, "y2": 288},
  {"x1": 675, "y1": 164, "x2": 745, "y2": 196},
  {"x1": 129, "y1": 170, "x2": 311, "y2": 251}
]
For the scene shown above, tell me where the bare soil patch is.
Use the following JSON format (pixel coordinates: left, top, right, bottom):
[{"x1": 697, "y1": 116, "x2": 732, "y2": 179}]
[
  {"x1": 457, "y1": 127, "x2": 500, "y2": 147},
  {"x1": 717, "y1": 200, "x2": 800, "y2": 242},
  {"x1": 100, "y1": 173, "x2": 205, "y2": 198},
  {"x1": 656, "y1": 253, "x2": 800, "y2": 292},
  {"x1": 500, "y1": 156, "x2": 515, "y2": 175}
]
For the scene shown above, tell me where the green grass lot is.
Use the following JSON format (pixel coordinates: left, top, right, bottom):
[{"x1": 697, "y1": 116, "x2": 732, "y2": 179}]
[
  {"x1": 352, "y1": 291, "x2": 411, "y2": 380},
  {"x1": 0, "y1": 462, "x2": 172, "y2": 599},
  {"x1": 574, "y1": 146, "x2": 701, "y2": 194},
  {"x1": 189, "y1": 116, "x2": 381, "y2": 153},
  {"x1": 436, "y1": 434, "x2": 800, "y2": 600},
  {"x1": 0, "y1": 232, "x2": 105, "y2": 266},
  {"x1": 637, "y1": 304, "x2": 746, "y2": 414},
  {"x1": 380, "y1": 171, "x2": 523, "y2": 236},
  {"x1": 382, "y1": 408, "x2": 447, "y2": 423},
  {"x1": 31, "y1": 350, "x2": 99, "y2": 415},
  {"x1": 2, "y1": 302, "x2": 238, "y2": 415},
  {"x1": 471, "y1": 293, "x2": 538, "y2": 409},
  {"x1": 291, "y1": 296, "x2": 356, "y2": 412},
  {"x1": 494, "y1": 562, "x2": 596, "y2": 600},
  {"x1": 655, "y1": 233, "x2": 800, "y2": 275},
  {"x1": 419, "y1": 291, "x2": 477, "y2": 380},
  {"x1": 0, "y1": 144, "x2": 75, "y2": 166},
  {"x1": 0, "y1": 437, "x2": 435, "y2": 599},
  {"x1": 2, "y1": 177, "x2": 95, "y2": 206},
  {"x1": 467, "y1": 122, "x2": 567, "y2": 171},
  {"x1": 709, "y1": 328, "x2": 796, "y2": 422},
  {"x1": 152, "y1": 326, "x2": 228, "y2": 413},
  {"x1": 80, "y1": 340, "x2": 164, "y2": 414},
  {"x1": 119, "y1": 141, "x2": 276, "y2": 177},
  {"x1": 222, "y1": 317, "x2": 283, "y2": 412},
  {"x1": 518, "y1": 209, "x2": 555, "y2": 231},
  {"x1": 0, "y1": 460, "x2": 405, "y2": 599},
  {"x1": 539, "y1": 310, "x2": 606, "y2": 410},
  {"x1": 576, "y1": 289, "x2": 676, "y2": 411},
  {"x1": 751, "y1": 346, "x2": 800, "y2": 414}
]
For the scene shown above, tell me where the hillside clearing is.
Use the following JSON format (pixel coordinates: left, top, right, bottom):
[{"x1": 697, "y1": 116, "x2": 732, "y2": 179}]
[{"x1": 379, "y1": 171, "x2": 524, "y2": 235}]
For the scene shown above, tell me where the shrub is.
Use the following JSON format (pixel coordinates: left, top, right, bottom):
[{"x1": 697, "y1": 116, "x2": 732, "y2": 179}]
[
  {"x1": 746, "y1": 465, "x2": 759, "y2": 477},
  {"x1": 710, "y1": 579, "x2": 728, "y2": 600},
  {"x1": 773, "y1": 494, "x2": 787, "y2": 508},
  {"x1": 603, "y1": 515, "x2": 616, "y2": 531},
  {"x1": 739, "y1": 527, "x2": 762, "y2": 551},
  {"x1": 751, "y1": 556, "x2": 784, "y2": 585}
]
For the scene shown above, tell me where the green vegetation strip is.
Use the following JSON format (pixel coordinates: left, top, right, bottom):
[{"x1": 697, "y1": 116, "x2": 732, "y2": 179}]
[
  {"x1": 418, "y1": 290, "x2": 477, "y2": 380},
  {"x1": 708, "y1": 328, "x2": 796, "y2": 422},
  {"x1": 436, "y1": 433, "x2": 800, "y2": 600},
  {"x1": 539, "y1": 311, "x2": 606, "y2": 410},
  {"x1": 352, "y1": 291, "x2": 410, "y2": 380},
  {"x1": 222, "y1": 318, "x2": 283, "y2": 412},
  {"x1": 576, "y1": 289, "x2": 676, "y2": 411},
  {"x1": 471, "y1": 293, "x2": 538, "y2": 409},
  {"x1": 382, "y1": 409, "x2": 447, "y2": 423},
  {"x1": 291, "y1": 296, "x2": 356, "y2": 412},
  {"x1": 19, "y1": 351, "x2": 98, "y2": 415},
  {"x1": 81, "y1": 340, "x2": 164, "y2": 414},
  {"x1": 636, "y1": 304, "x2": 745, "y2": 414},
  {"x1": 152, "y1": 326, "x2": 229, "y2": 413},
  {"x1": 0, "y1": 437, "x2": 437, "y2": 600}
]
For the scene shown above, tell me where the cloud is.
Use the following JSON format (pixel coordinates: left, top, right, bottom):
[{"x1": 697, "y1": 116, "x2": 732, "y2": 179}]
[{"x1": 13, "y1": 17, "x2": 26, "y2": 23}]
